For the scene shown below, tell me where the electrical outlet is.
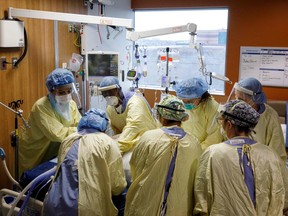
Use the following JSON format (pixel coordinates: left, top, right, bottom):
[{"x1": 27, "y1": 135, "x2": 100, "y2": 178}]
[
  {"x1": 0, "y1": 57, "x2": 7, "y2": 70},
  {"x1": 68, "y1": 24, "x2": 73, "y2": 32},
  {"x1": 68, "y1": 24, "x2": 76, "y2": 33},
  {"x1": 12, "y1": 57, "x2": 18, "y2": 69}
]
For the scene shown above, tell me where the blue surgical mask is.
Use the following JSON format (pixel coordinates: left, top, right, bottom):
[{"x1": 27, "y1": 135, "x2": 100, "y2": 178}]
[{"x1": 184, "y1": 103, "x2": 196, "y2": 110}]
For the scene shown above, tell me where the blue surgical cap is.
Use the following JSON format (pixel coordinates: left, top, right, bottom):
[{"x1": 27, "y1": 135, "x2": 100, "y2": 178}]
[
  {"x1": 46, "y1": 68, "x2": 75, "y2": 92},
  {"x1": 237, "y1": 77, "x2": 266, "y2": 105},
  {"x1": 77, "y1": 108, "x2": 108, "y2": 132},
  {"x1": 174, "y1": 77, "x2": 208, "y2": 99},
  {"x1": 99, "y1": 76, "x2": 120, "y2": 88}
]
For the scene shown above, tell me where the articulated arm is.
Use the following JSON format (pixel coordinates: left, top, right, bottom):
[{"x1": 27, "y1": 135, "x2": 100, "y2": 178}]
[
  {"x1": 8, "y1": 7, "x2": 133, "y2": 28},
  {"x1": 126, "y1": 23, "x2": 197, "y2": 42}
]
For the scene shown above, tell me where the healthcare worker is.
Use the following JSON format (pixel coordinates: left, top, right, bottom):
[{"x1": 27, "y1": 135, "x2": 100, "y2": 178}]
[
  {"x1": 194, "y1": 99, "x2": 288, "y2": 216},
  {"x1": 19, "y1": 68, "x2": 81, "y2": 176},
  {"x1": 43, "y1": 108, "x2": 127, "y2": 216},
  {"x1": 174, "y1": 77, "x2": 223, "y2": 150},
  {"x1": 232, "y1": 77, "x2": 286, "y2": 163},
  {"x1": 98, "y1": 76, "x2": 157, "y2": 154},
  {"x1": 125, "y1": 95, "x2": 202, "y2": 216}
]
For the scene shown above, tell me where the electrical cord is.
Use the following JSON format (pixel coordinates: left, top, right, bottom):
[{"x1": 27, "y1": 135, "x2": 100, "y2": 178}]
[
  {"x1": 14, "y1": 25, "x2": 27, "y2": 68},
  {"x1": 3, "y1": 18, "x2": 28, "y2": 68},
  {"x1": 1, "y1": 18, "x2": 27, "y2": 68}
]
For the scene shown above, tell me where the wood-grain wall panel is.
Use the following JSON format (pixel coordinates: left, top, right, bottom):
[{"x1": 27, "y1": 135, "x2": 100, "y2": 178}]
[{"x1": 0, "y1": 0, "x2": 87, "y2": 189}]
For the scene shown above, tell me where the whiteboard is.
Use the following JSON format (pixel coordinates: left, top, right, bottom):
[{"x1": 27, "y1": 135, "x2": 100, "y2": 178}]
[{"x1": 239, "y1": 46, "x2": 288, "y2": 87}]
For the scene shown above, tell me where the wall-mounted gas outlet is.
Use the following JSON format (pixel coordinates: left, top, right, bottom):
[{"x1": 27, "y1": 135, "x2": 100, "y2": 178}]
[
  {"x1": 68, "y1": 24, "x2": 76, "y2": 33},
  {"x1": 0, "y1": 57, "x2": 7, "y2": 70},
  {"x1": 12, "y1": 57, "x2": 18, "y2": 69}
]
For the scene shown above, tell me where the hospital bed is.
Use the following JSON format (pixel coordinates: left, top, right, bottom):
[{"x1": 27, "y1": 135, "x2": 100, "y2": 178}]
[
  {"x1": 1, "y1": 148, "x2": 127, "y2": 216},
  {"x1": 18, "y1": 158, "x2": 57, "y2": 201},
  {"x1": 0, "y1": 147, "x2": 56, "y2": 216}
]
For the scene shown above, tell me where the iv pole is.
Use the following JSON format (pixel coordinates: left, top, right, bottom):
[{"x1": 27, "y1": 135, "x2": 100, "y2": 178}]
[{"x1": 0, "y1": 100, "x2": 29, "y2": 181}]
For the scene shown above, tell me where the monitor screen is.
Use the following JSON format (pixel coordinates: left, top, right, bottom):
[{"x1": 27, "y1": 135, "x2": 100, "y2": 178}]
[
  {"x1": 85, "y1": 51, "x2": 119, "y2": 109},
  {"x1": 86, "y1": 51, "x2": 119, "y2": 77}
]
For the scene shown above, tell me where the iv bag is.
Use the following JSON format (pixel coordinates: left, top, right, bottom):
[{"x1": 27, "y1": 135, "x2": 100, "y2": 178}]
[{"x1": 68, "y1": 53, "x2": 83, "y2": 72}]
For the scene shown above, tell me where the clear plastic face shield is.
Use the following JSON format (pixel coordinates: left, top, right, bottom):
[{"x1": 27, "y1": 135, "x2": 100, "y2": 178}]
[
  {"x1": 226, "y1": 82, "x2": 254, "y2": 104},
  {"x1": 97, "y1": 84, "x2": 120, "y2": 98},
  {"x1": 54, "y1": 83, "x2": 82, "y2": 110},
  {"x1": 71, "y1": 83, "x2": 82, "y2": 110},
  {"x1": 97, "y1": 84, "x2": 123, "y2": 112}
]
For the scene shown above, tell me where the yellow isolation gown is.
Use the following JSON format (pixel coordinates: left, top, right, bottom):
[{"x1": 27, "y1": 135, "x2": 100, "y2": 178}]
[
  {"x1": 125, "y1": 127, "x2": 202, "y2": 216},
  {"x1": 19, "y1": 96, "x2": 81, "y2": 175}
]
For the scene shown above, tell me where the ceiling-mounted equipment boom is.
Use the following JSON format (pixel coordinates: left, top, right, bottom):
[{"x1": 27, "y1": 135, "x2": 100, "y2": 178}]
[
  {"x1": 8, "y1": 7, "x2": 133, "y2": 29},
  {"x1": 126, "y1": 23, "x2": 197, "y2": 44},
  {"x1": 195, "y1": 43, "x2": 231, "y2": 84}
]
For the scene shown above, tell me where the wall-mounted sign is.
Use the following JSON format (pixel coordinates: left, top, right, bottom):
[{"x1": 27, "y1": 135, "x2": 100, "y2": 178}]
[{"x1": 239, "y1": 46, "x2": 288, "y2": 87}]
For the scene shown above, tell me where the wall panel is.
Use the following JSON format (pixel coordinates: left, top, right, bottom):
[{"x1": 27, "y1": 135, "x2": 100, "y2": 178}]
[{"x1": 0, "y1": 0, "x2": 87, "y2": 189}]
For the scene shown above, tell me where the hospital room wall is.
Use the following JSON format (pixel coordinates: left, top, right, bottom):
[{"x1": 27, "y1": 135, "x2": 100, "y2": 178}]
[
  {"x1": 132, "y1": 0, "x2": 288, "y2": 105},
  {"x1": 0, "y1": 0, "x2": 87, "y2": 190}
]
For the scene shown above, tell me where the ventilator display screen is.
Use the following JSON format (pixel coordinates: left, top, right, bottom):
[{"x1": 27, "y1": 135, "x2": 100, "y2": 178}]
[{"x1": 87, "y1": 51, "x2": 119, "y2": 77}]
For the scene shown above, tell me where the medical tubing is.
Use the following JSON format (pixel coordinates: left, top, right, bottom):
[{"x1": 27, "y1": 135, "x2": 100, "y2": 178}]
[
  {"x1": 34, "y1": 177, "x2": 54, "y2": 199},
  {"x1": 2, "y1": 160, "x2": 21, "y2": 189},
  {"x1": 17, "y1": 166, "x2": 56, "y2": 216},
  {"x1": 7, "y1": 166, "x2": 56, "y2": 216},
  {"x1": 0, "y1": 147, "x2": 21, "y2": 189}
]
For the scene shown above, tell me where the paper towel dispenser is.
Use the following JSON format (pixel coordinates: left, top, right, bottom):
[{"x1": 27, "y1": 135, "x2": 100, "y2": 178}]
[{"x1": 0, "y1": 20, "x2": 24, "y2": 47}]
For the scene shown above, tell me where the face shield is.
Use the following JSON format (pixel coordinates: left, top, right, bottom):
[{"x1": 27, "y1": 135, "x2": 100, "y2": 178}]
[
  {"x1": 71, "y1": 83, "x2": 82, "y2": 110},
  {"x1": 98, "y1": 85, "x2": 120, "y2": 103},
  {"x1": 226, "y1": 82, "x2": 254, "y2": 103},
  {"x1": 98, "y1": 84, "x2": 120, "y2": 96}
]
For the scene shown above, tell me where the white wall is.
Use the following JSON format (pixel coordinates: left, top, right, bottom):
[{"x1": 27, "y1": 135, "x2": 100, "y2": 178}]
[
  {"x1": 84, "y1": 0, "x2": 134, "y2": 86},
  {"x1": 81, "y1": 0, "x2": 135, "y2": 110}
]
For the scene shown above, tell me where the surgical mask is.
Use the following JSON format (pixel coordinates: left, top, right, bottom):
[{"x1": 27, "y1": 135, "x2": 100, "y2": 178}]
[
  {"x1": 105, "y1": 96, "x2": 119, "y2": 107},
  {"x1": 55, "y1": 93, "x2": 72, "y2": 105},
  {"x1": 184, "y1": 103, "x2": 196, "y2": 110}
]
